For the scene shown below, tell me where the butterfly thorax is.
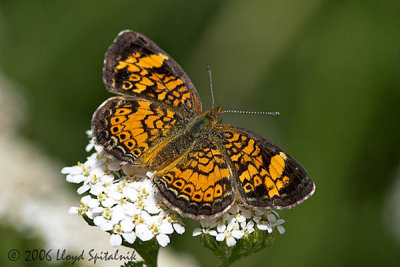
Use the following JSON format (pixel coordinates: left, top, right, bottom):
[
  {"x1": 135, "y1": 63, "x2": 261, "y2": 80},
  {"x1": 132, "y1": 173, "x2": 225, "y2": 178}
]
[{"x1": 185, "y1": 106, "x2": 223, "y2": 138}]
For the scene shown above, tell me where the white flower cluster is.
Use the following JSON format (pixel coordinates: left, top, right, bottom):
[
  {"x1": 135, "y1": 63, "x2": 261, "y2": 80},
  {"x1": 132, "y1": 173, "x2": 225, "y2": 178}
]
[
  {"x1": 193, "y1": 204, "x2": 285, "y2": 247},
  {"x1": 62, "y1": 131, "x2": 185, "y2": 248}
]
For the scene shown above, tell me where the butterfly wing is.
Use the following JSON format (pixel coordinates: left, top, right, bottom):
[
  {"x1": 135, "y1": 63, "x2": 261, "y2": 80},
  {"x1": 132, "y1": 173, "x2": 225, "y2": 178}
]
[
  {"x1": 103, "y1": 30, "x2": 202, "y2": 115},
  {"x1": 92, "y1": 96, "x2": 189, "y2": 165},
  {"x1": 215, "y1": 125, "x2": 315, "y2": 209},
  {"x1": 151, "y1": 136, "x2": 235, "y2": 219}
]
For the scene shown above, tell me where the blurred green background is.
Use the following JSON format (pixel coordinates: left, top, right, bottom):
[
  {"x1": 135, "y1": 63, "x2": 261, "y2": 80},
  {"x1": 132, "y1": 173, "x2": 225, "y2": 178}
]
[{"x1": 0, "y1": 0, "x2": 399, "y2": 266}]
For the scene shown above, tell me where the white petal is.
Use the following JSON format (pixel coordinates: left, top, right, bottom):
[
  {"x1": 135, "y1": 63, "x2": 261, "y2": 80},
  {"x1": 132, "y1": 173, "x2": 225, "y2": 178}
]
[
  {"x1": 90, "y1": 184, "x2": 105, "y2": 195},
  {"x1": 86, "y1": 211, "x2": 94, "y2": 219},
  {"x1": 231, "y1": 230, "x2": 244, "y2": 239},
  {"x1": 156, "y1": 234, "x2": 170, "y2": 247},
  {"x1": 257, "y1": 222, "x2": 272, "y2": 232},
  {"x1": 120, "y1": 219, "x2": 135, "y2": 232},
  {"x1": 100, "y1": 222, "x2": 114, "y2": 232},
  {"x1": 136, "y1": 224, "x2": 154, "y2": 241},
  {"x1": 109, "y1": 234, "x2": 122, "y2": 247},
  {"x1": 108, "y1": 191, "x2": 122, "y2": 201},
  {"x1": 226, "y1": 236, "x2": 237, "y2": 247},
  {"x1": 102, "y1": 198, "x2": 116, "y2": 207},
  {"x1": 112, "y1": 206, "x2": 127, "y2": 223},
  {"x1": 173, "y1": 223, "x2": 185, "y2": 234},
  {"x1": 217, "y1": 224, "x2": 226, "y2": 233},
  {"x1": 159, "y1": 222, "x2": 174, "y2": 234},
  {"x1": 216, "y1": 233, "x2": 225, "y2": 241},
  {"x1": 267, "y1": 213, "x2": 276, "y2": 223},
  {"x1": 62, "y1": 166, "x2": 81, "y2": 175},
  {"x1": 123, "y1": 188, "x2": 138, "y2": 201},
  {"x1": 80, "y1": 195, "x2": 92, "y2": 204},
  {"x1": 237, "y1": 215, "x2": 246, "y2": 223},
  {"x1": 144, "y1": 198, "x2": 161, "y2": 214},
  {"x1": 208, "y1": 230, "x2": 217, "y2": 236},
  {"x1": 122, "y1": 232, "x2": 137, "y2": 244},
  {"x1": 93, "y1": 216, "x2": 106, "y2": 226},
  {"x1": 192, "y1": 228, "x2": 202, "y2": 236},
  {"x1": 66, "y1": 174, "x2": 86, "y2": 183},
  {"x1": 276, "y1": 219, "x2": 285, "y2": 225},
  {"x1": 91, "y1": 207, "x2": 104, "y2": 214},
  {"x1": 85, "y1": 142, "x2": 94, "y2": 152},
  {"x1": 68, "y1": 207, "x2": 79, "y2": 214},
  {"x1": 102, "y1": 174, "x2": 115, "y2": 184},
  {"x1": 227, "y1": 221, "x2": 238, "y2": 231},
  {"x1": 87, "y1": 198, "x2": 100, "y2": 208},
  {"x1": 123, "y1": 204, "x2": 139, "y2": 217},
  {"x1": 277, "y1": 225, "x2": 286, "y2": 234},
  {"x1": 77, "y1": 184, "x2": 90, "y2": 195},
  {"x1": 247, "y1": 220, "x2": 255, "y2": 229},
  {"x1": 90, "y1": 167, "x2": 107, "y2": 178}
]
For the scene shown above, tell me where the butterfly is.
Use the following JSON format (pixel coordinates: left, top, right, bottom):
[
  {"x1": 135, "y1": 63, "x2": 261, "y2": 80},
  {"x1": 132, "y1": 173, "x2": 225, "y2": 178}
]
[{"x1": 92, "y1": 30, "x2": 315, "y2": 219}]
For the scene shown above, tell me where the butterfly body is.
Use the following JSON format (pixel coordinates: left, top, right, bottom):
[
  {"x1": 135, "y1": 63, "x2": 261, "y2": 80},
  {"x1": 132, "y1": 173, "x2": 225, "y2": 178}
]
[{"x1": 92, "y1": 30, "x2": 315, "y2": 219}]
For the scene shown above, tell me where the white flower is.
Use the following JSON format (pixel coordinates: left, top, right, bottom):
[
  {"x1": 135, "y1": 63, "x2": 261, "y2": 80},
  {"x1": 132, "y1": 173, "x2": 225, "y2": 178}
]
[
  {"x1": 267, "y1": 213, "x2": 286, "y2": 234},
  {"x1": 240, "y1": 220, "x2": 255, "y2": 236},
  {"x1": 63, "y1": 133, "x2": 186, "y2": 248},
  {"x1": 215, "y1": 222, "x2": 243, "y2": 247},
  {"x1": 193, "y1": 219, "x2": 218, "y2": 237},
  {"x1": 192, "y1": 203, "x2": 286, "y2": 246}
]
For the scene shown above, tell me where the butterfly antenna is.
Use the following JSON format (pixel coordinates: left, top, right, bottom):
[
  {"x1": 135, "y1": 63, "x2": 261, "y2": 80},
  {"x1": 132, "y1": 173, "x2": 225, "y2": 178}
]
[
  {"x1": 221, "y1": 110, "x2": 280, "y2": 116},
  {"x1": 207, "y1": 66, "x2": 215, "y2": 109}
]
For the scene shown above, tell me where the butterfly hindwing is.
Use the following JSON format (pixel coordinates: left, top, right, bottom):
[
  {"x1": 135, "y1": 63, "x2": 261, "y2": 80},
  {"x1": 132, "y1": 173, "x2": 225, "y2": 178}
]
[
  {"x1": 103, "y1": 30, "x2": 202, "y2": 115},
  {"x1": 152, "y1": 136, "x2": 235, "y2": 219},
  {"x1": 216, "y1": 125, "x2": 315, "y2": 209}
]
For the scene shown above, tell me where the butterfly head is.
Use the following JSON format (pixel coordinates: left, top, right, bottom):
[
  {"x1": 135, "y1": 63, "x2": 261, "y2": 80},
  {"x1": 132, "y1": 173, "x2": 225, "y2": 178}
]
[{"x1": 202, "y1": 105, "x2": 223, "y2": 125}]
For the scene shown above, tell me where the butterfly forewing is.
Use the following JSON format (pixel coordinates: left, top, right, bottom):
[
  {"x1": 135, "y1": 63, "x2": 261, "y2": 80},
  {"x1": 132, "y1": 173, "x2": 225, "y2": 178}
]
[
  {"x1": 103, "y1": 30, "x2": 202, "y2": 115},
  {"x1": 92, "y1": 96, "x2": 188, "y2": 164}
]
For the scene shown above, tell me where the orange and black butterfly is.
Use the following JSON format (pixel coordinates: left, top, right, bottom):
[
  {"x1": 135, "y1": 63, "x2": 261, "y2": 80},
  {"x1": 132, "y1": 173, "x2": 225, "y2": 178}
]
[{"x1": 92, "y1": 30, "x2": 315, "y2": 219}]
